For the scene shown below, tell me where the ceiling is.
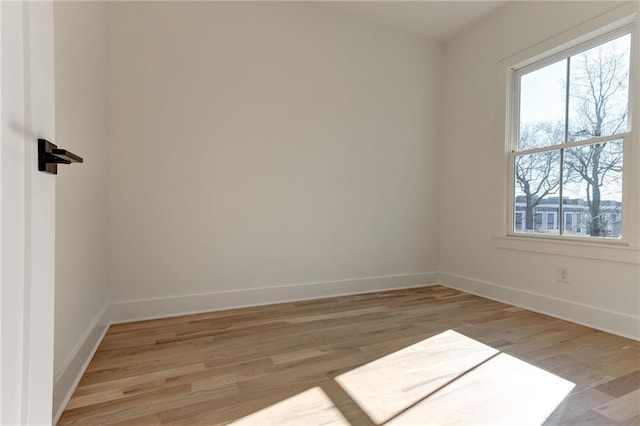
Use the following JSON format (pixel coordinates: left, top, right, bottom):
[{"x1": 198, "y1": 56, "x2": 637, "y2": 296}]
[{"x1": 322, "y1": 1, "x2": 508, "y2": 43}]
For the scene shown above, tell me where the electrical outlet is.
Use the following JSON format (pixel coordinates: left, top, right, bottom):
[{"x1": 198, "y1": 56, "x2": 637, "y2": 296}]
[{"x1": 557, "y1": 265, "x2": 571, "y2": 283}]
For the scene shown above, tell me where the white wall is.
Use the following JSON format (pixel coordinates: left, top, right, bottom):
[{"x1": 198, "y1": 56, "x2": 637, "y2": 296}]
[
  {"x1": 440, "y1": 1, "x2": 640, "y2": 338},
  {"x1": 53, "y1": 1, "x2": 109, "y2": 417},
  {"x1": 107, "y1": 2, "x2": 441, "y2": 317}
]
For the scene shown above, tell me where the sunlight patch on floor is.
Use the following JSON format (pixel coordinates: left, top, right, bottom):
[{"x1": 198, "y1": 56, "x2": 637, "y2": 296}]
[
  {"x1": 229, "y1": 386, "x2": 349, "y2": 426},
  {"x1": 335, "y1": 329, "x2": 499, "y2": 423},
  {"x1": 228, "y1": 329, "x2": 575, "y2": 425},
  {"x1": 336, "y1": 329, "x2": 575, "y2": 425}
]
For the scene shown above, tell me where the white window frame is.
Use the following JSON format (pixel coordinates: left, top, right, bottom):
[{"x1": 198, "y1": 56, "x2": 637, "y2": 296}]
[
  {"x1": 508, "y1": 23, "x2": 634, "y2": 242},
  {"x1": 493, "y1": 6, "x2": 640, "y2": 265}
]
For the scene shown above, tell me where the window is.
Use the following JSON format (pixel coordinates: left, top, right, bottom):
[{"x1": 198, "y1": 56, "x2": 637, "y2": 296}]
[
  {"x1": 564, "y1": 212, "x2": 574, "y2": 232},
  {"x1": 514, "y1": 211, "x2": 524, "y2": 231},
  {"x1": 546, "y1": 212, "x2": 557, "y2": 231},
  {"x1": 534, "y1": 212, "x2": 543, "y2": 230},
  {"x1": 510, "y1": 27, "x2": 633, "y2": 240}
]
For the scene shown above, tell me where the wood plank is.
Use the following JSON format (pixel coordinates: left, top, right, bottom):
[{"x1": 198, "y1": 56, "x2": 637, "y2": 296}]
[
  {"x1": 57, "y1": 285, "x2": 640, "y2": 425},
  {"x1": 596, "y1": 370, "x2": 640, "y2": 398},
  {"x1": 594, "y1": 389, "x2": 640, "y2": 423}
]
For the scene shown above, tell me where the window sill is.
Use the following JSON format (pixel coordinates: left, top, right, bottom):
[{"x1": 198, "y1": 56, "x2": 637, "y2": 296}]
[{"x1": 492, "y1": 234, "x2": 640, "y2": 264}]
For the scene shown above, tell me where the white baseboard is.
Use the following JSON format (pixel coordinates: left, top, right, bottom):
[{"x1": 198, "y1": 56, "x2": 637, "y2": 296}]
[
  {"x1": 51, "y1": 269, "x2": 638, "y2": 423},
  {"x1": 439, "y1": 271, "x2": 640, "y2": 341},
  {"x1": 109, "y1": 272, "x2": 438, "y2": 323},
  {"x1": 53, "y1": 304, "x2": 110, "y2": 424},
  {"x1": 52, "y1": 272, "x2": 436, "y2": 421}
]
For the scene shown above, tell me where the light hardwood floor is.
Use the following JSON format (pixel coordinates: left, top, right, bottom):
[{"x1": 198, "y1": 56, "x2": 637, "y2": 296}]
[{"x1": 58, "y1": 285, "x2": 640, "y2": 425}]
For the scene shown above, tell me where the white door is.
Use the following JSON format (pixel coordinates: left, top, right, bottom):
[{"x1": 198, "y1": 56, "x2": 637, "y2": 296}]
[{"x1": 1, "y1": 1, "x2": 56, "y2": 424}]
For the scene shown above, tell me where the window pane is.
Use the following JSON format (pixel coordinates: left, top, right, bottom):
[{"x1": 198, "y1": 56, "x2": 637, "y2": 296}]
[
  {"x1": 519, "y1": 59, "x2": 566, "y2": 150},
  {"x1": 568, "y1": 34, "x2": 631, "y2": 141},
  {"x1": 563, "y1": 140, "x2": 623, "y2": 238},
  {"x1": 564, "y1": 212, "x2": 574, "y2": 232},
  {"x1": 514, "y1": 151, "x2": 560, "y2": 234}
]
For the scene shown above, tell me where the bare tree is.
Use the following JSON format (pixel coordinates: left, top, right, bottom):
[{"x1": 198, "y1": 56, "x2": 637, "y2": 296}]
[
  {"x1": 515, "y1": 121, "x2": 563, "y2": 230},
  {"x1": 565, "y1": 37, "x2": 629, "y2": 236}
]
